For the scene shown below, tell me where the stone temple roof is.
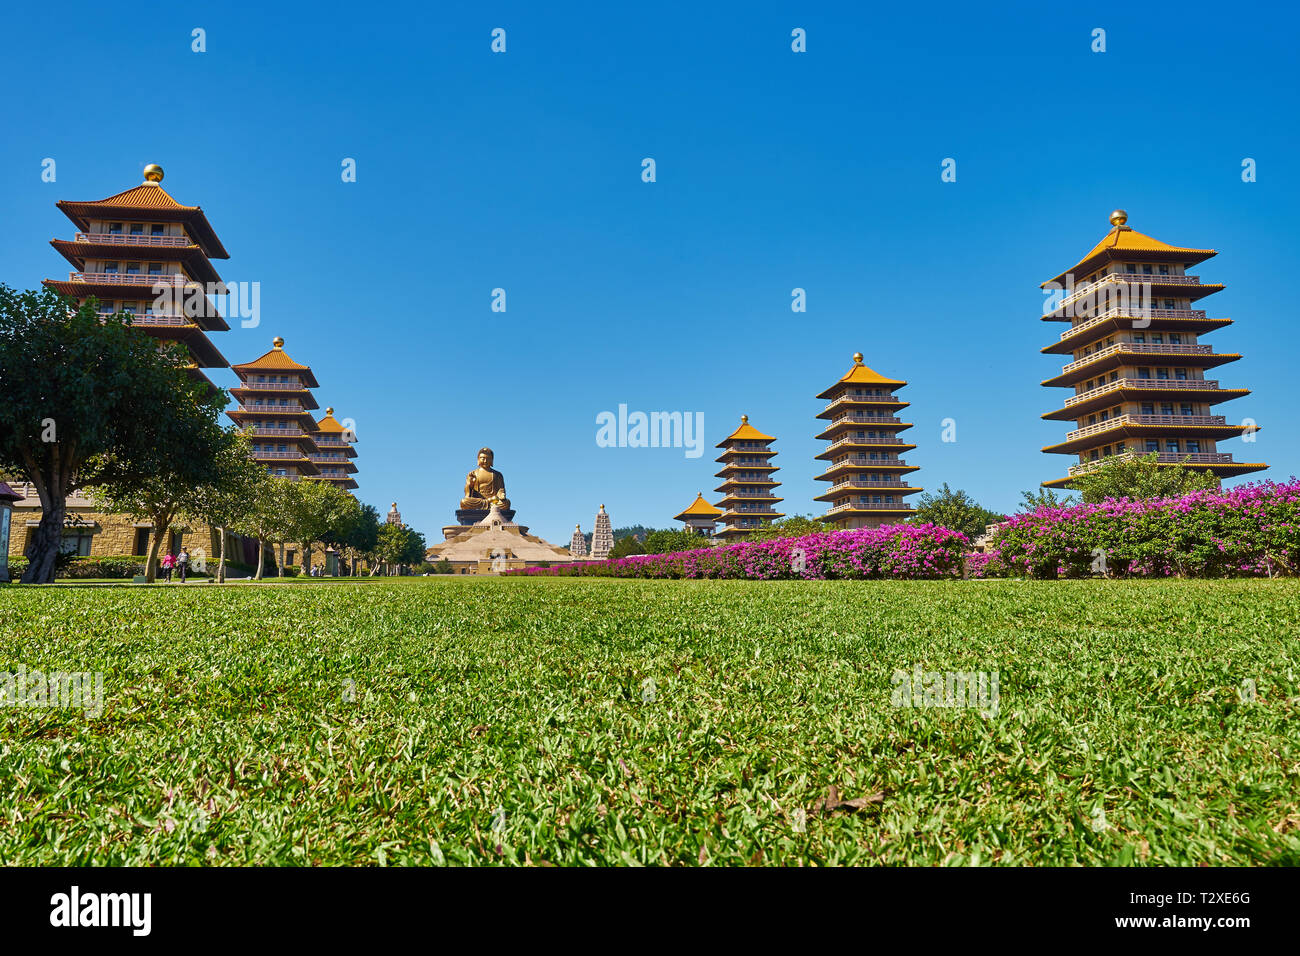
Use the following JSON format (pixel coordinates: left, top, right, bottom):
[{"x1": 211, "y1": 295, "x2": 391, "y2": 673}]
[{"x1": 426, "y1": 503, "x2": 570, "y2": 563}]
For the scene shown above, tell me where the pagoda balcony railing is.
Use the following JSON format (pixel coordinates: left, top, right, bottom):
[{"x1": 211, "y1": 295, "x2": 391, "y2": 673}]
[
  {"x1": 247, "y1": 426, "x2": 305, "y2": 436},
  {"x1": 827, "y1": 415, "x2": 903, "y2": 427},
  {"x1": 97, "y1": 310, "x2": 192, "y2": 327},
  {"x1": 730, "y1": 506, "x2": 780, "y2": 514},
  {"x1": 825, "y1": 501, "x2": 911, "y2": 514},
  {"x1": 307, "y1": 453, "x2": 348, "y2": 462},
  {"x1": 313, "y1": 437, "x2": 350, "y2": 446},
  {"x1": 1064, "y1": 377, "x2": 1220, "y2": 407},
  {"x1": 68, "y1": 271, "x2": 197, "y2": 287},
  {"x1": 728, "y1": 458, "x2": 772, "y2": 466},
  {"x1": 1059, "y1": 309, "x2": 1208, "y2": 341},
  {"x1": 831, "y1": 457, "x2": 902, "y2": 468},
  {"x1": 1061, "y1": 342, "x2": 1212, "y2": 375},
  {"x1": 1065, "y1": 414, "x2": 1228, "y2": 442},
  {"x1": 823, "y1": 395, "x2": 897, "y2": 413},
  {"x1": 826, "y1": 436, "x2": 907, "y2": 450},
  {"x1": 253, "y1": 450, "x2": 308, "y2": 460},
  {"x1": 728, "y1": 491, "x2": 779, "y2": 498},
  {"x1": 1050, "y1": 273, "x2": 1202, "y2": 313},
  {"x1": 236, "y1": 405, "x2": 305, "y2": 414},
  {"x1": 234, "y1": 381, "x2": 306, "y2": 391},
  {"x1": 74, "y1": 232, "x2": 190, "y2": 248},
  {"x1": 827, "y1": 478, "x2": 913, "y2": 490},
  {"x1": 267, "y1": 473, "x2": 302, "y2": 481},
  {"x1": 1068, "y1": 452, "x2": 1234, "y2": 477}
]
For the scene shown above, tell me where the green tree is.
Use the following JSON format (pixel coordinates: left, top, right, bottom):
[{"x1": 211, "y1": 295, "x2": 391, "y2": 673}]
[
  {"x1": 181, "y1": 430, "x2": 267, "y2": 583},
  {"x1": 285, "y1": 479, "x2": 357, "y2": 573},
  {"x1": 1018, "y1": 487, "x2": 1074, "y2": 512},
  {"x1": 642, "y1": 528, "x2": 710, "y2": 554},
  {"x1": 910, "y1": 483, "x2": 1004, "y2": 539},
  {"x1": 237, "y1": 475, "x2": 298, "y2": 580},
  {"x1": 741, "y1": 515, "x2": 831, "y2": 542},
  {"x1": 609, "y1": 535, "x2": 645, "y2": 559},
  {"x1": 1065, "y1": 453, "x2": 1220, "y2": 503},
  {"x1": 375, "y1": 522, "x2": 426, "y2": 574},
  {"x1": 0, "y1": 287, "x2": 229, "y2": 583}
]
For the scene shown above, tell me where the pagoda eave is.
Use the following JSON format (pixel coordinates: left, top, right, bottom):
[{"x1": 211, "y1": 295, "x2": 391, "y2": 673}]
[
  {"x1": 1043, "y1": 353, "x2": 1241, "y2": 389},
  {"x1": 1042, "y1": 317, "x2": 1233, "y2": 353}
]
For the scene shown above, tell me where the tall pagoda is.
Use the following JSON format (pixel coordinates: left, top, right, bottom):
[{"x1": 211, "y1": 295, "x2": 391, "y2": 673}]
[
  {"x1": 814, "y1": 353, "x2": 921, "y2": 528},
  {"x1": 714, "y1": 416, "x2": 783, "y2": 538},
  {"x1": 44, "y1": 164, "x2": 231, "y2": 387},
  {"x1": 228, "y1": 338, "x2": 321, "y2": 480},
  {"x1": 309, "y1": 407, "x2": 359, "y2": 490},
  {"x1": 569, "y1": 524, "x2": 589, "y2": 558},
  {"x1": 591, "y1": 505, "x2": 614, "y2": 559},
  {"x1": 1040, "y1": 211, "x2": 1266, "y2": 487},
  {"x1": 674, "y1": 493, "x2": 722, "y2": 537}
]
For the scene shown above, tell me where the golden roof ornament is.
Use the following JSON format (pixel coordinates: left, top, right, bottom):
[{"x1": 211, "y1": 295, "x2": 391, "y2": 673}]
[
  {"x1": 325, "y1": 406, "x2": 334, "y2": 416},
  {"x1": 853, "y1": 352, "x2": 864, "y2": 364},
  {"x1": 273, "y1": 336, "x2": 284, "y2": 348},
  {"x1": 142, "y1": 164, "x2": 164, "y2": 184},
  {"x1": 741, "y1": 414, "x2": 749, "y2": 424},
  {"x1": 1110, "y1": 209, "x2": 1129, "y2": 227}
]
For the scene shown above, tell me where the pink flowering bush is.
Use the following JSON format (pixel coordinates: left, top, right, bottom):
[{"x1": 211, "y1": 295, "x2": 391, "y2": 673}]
[
  {"x1": 988, "y1": 478, "x2": 1300, "y2": 578},
  {"x1": 507, "y1": 523, "x2": 970, "y2": 580}
]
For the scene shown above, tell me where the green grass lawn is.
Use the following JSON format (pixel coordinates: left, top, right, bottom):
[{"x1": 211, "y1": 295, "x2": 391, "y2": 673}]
[{"x1": 1, "y1": 578, "x2": 1297, "y2": 866}]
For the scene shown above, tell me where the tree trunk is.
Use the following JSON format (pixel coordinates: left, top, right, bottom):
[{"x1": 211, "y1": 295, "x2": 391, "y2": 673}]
[
  {"x1": 276, "y1": 542, "x2": 285, "y2": 577},
  {"x1": 255, "y1": 538, "x2": 266, "y2": 580},
  {"x1": 146, "y1": 526, "x2": 166, "y2": 583},
  {"x1": 217, "y1": 526, "x2": 227, "y2": 584},
  {"x1": 22, "y1": 502, "x2": 66, "y2": 584}
]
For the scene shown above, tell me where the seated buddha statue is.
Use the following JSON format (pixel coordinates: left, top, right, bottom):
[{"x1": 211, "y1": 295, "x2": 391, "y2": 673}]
[{"x1": 461, "y1": 447, "x2": 510, "y2": 510}]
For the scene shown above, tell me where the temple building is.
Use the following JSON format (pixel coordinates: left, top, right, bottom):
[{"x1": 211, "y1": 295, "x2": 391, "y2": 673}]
[
  {"x1": 7, "y1": 165, "x2": 241, "y2": 563},
  {"x1": 814, "y1": 354, "x2": 922, "y2": 528},
  {"x1": 569, "y1": 524, "x2": 589, "y2": 558},
  {"x1": 591, "y1": 505, "x2": 614, "y2": 559},
  {"x1": 309, "y1": 408, "x2": 359, "y2": 490},
  {"x1": 228, "y1": 338, "x2": 321, "y2": 481},
  {"x1": 1040, "y1": 211, "x2": 1267, "y2": 488},
  {"x1": 43, "y1": 164, "x2": 231, "y2": 388},
  {"x1": 674, "y1": 493, "x2": 722, "y2": 537},
  {"x1": 714, "y1": 416, "x2": 784, "y2": 538}
]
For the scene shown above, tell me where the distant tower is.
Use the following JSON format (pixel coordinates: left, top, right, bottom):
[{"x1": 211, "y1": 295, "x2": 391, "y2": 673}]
[
  {"x1": 569, "y1": 523, "x2": 588, "y2": 558},
  {"x1": 714, "y1": 415, "x2": 784, "y2": 538},
  {"x1": 674, "y1": 492, "x2": 722, "y2": 537},
  {"x1": 386, "y1": 502, "x2": 403, "y2": 526},
  {"x1": 590, "y1": 504, "x2": 614, "y2": 559},
  {"x1": 815, "y1": 353, "x2": 921, "y2": 528}
]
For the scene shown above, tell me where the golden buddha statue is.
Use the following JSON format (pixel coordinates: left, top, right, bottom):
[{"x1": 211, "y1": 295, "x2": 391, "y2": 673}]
[{"x1": 461, "y1": 447, "x2": 510, "y2": 510}]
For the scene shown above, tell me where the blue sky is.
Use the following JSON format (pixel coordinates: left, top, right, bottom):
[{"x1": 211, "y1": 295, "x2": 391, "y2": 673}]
[{"x1": 2, "y1": 0, "x2": 1297, "y2": 544}]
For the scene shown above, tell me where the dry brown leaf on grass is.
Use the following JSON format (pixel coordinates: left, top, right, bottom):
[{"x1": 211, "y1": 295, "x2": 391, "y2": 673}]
[{"x1": 809, "y1": 784, "x2": 888, "y2": 815}]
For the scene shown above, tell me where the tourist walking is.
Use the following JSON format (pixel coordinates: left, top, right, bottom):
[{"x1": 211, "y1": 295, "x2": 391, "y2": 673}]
[
  {"x1": 161, "y1": 551, "x2": 175, "y2": 582},
  {"x1": 177, "y1": 547, "x2": 190, "y2": 583}
]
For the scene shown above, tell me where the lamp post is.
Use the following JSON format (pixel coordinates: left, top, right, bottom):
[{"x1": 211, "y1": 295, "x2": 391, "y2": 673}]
[{"x1": 0, "y1": 482, "x2": 23, "y2": 583}]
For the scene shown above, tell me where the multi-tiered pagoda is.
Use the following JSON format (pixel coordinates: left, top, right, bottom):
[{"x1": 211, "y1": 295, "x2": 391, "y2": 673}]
[
  {"x1": 309, "y1": 408, "x2": 359, "y2": 490},
  {"x1": 228, "y1": 338, "x2": 321, "y2": 480},
  {"x1": 44, "y1": 164, "x2": 230, "y2": 387},
  {"x1": 674, "y1": 493, "x2": 722, "y2": 537},
  {"x1": 1040, "y1": 211, "x2": 1266, "y2": 488},
  {"x1": 814, "y1": 353, "x2": 922, "y2": 528},
  {"x1": 714, "y1": 416, "x2": 783, "y2": 538}
]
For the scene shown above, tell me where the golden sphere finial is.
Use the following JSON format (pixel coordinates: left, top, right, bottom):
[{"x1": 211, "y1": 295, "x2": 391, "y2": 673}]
[
  {"x1": 741, "y1": 414, "x2": 748, "y2": 424},
  {"x1": 853, "y1": 352, "x2": 864, "y2": 364},
  {"x1": 1110, "y1": 209, "x2": 1128, "y2": 227},
  {"x1": 143, "y1": 164, "x2": 164, "y2": 183},
  {"x1": 272, "y1": 336, "x2": 284, "y2": 348},
  {"x1": 325, "y1": 406, "x2": 334, "y2": 416}
]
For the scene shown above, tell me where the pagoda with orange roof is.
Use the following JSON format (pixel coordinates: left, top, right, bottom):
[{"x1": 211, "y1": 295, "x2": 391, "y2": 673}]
[
  {"x1": 227, "y1": 338, "x2": 321, "y2": 480},
  {"x1": 674, "y1": 492, "x2": 723, "y2": 537},
  {"x1": 1039, "y1": 211, "x2": 1266, "y2": 487},
  {"x1": 308, "y1": 408, "x2": 359, "y2": 490},
  {"x1": 814, "y1": 353, "x2": 922, "y2": 528},
  {"x1": 714, "y1": 416, "x2": 783, "y2": 538},
  {"x1": 43, "y1": 164, "x2": 230, "y2": 387}
]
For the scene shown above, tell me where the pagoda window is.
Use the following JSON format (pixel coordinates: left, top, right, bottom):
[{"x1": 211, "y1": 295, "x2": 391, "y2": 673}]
[
  {"x1": 1175, "y1": 368, "x2": 1188, "y2": 380},
  {"x1": 107, "y1": 222, "x2": 122, "y2": 234},
  {"x1": 1138, "y1": 367, "x2": 1151, "y2": 378},
  {"x1": 122, "y1": 303, "x2": 136, "y2": 314},
  {"x1": 1181, "y1": 403, "x2": 1194, "y2": 415},
  {"x1": 1145, "y1": 440, "x2": 1159, "y2": 452},
  {"x1": 125, "y1": 263, "x2": 140, "y2": 275},
  {"x1": 1158, "y1": 264, "x2": 1170, "y2": 275},
  {"x1": 1169, "y1": 334, "x2": 1182, "y2": 344},
  {"x1": 1187, "y1": 441, "x2": 1201, "y2": 453},
  {"x1": 1133, "y1": 333, "x2": 1145, "y2": 343},
  {"x1": 1150, "y1": 334, "x2": 1163, "y2": 344},
  {"x1": 1164, "y1": 299, "x2": 1176, "y2": 309},
  {"x1": 1090, "y1": 450, "x2": 1101, "y2": 461},
  {"x1": 1161, "y1": 403, "x2": 1174, "y2": 415},
  {"x1": 148, "y1": 263, "x2": 162, "y2": 275},
  {"x1": 1142, "y1": 264, "x2": 1153, "y2": 275},
  {"x1": 130, "y1": 223, "x2": 144, "y2": 235},
  {"x1": 277, "y1": 445, "x2": 287, "y2": 452},
  {"x1": 1099, "y1": 410, "x2": 1109, "y2": 421},
  {"x1": 104, "y1": 262, "x2": 119, "y2": 273},
  {"x1": 1156, "y1": 369, "x2": 1169, "y2": 380},
  {"x1": 1110, "y1": 372, "x2": 1119, "y2": 382},
  {"x1": 1166, "y1": 441, "x2": 1179, "y2": 453},
  {"x1": 1088, "y1": 415, "x2": 1097, "y2": 425},
  {"x1": 1141, "y1": 403, "x2": 1155, "y2": 414},
  {"x1": 151, "y1": 224, "x2": 165, "y2": 235}
]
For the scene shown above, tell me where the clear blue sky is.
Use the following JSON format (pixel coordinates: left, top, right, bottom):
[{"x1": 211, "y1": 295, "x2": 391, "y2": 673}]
[{"x1": 2, "y1": 0, "x2": 1297, "y2": 544}]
